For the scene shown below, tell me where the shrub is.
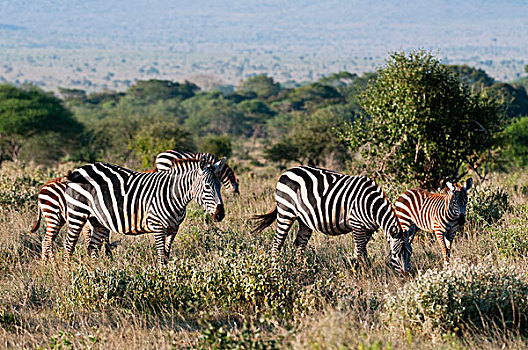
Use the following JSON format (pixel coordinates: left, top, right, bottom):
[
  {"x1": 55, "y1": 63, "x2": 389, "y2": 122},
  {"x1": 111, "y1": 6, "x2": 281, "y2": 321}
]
[
  {"x1": 60, "y1": 252, "x2": 303, "y2": 320},
  {"x1": 383, "y1": 263, "x2": 528, "y2": 334},
  {"x1": 493, "y1": 205, "x2": 528, "y2": 258},
  {"x1": 467, "y1": 184, "x2": 509, "y2": 225},
  {"x1": 0, "y1": 174, "x2": 40, "y2": 210},
  {"x1": 198, "y1": 320, "x2": 281, "y2": 350}
]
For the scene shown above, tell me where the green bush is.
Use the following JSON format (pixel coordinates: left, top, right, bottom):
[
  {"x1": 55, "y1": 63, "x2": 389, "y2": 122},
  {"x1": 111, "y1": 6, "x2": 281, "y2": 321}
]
[
  {"x1": 198, "y1": 320, "x2": 280, "y2": 350},
  {"x1": 383, "y1": 263, "x2": 528, "y2": 333},
  {"x1": 60, "y1": 252, "x2": 302, "y2": 320},
  {"x1": 0, "y1": 174, "x2": 40, "y2": 210},
  {"x1": 200, "y1": 134, "x2": 232, "y2": 158},
  {"x1": 494, "y1": 205, "x2": 528, "y2": 258},
  {"x1": 467, "y1": 185, "x2": 509, "y2": 225}
]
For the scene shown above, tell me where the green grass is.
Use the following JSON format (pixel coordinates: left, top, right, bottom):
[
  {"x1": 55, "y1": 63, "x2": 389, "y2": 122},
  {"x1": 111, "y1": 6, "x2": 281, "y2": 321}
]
[{"x1": 0, "y1": 162, "x2": 527, "y2": 349}]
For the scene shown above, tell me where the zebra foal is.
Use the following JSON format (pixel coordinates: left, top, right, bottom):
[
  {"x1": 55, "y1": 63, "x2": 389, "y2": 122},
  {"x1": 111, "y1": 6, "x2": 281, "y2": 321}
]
[
  {"x1": 252, "y1": 166, "x2": 414, "y2": 274},
  {"x1": 64, "y1": 156, "x2": 225, "y2": 265},
  {"x1": 394, "y1": 178, "x2": 472, "y2": 265}
]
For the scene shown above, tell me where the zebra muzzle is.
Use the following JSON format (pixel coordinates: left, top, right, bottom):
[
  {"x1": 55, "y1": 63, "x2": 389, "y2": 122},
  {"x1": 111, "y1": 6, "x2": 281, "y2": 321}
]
[
  {"x1": 212, "y1": 204, "x2": 225, "y2": 222},
  {"x1": 458, "y1": 214, "x2": 466, "y2": 226}
]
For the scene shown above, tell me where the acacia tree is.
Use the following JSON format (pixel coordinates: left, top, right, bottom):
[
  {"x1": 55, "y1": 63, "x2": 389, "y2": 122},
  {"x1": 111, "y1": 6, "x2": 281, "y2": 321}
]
[
  {"x1": 341, "y1": 51, "x2": 503, "y2": 189},
  {"x1": 0, "y1": 84, "x2": 82, "y2": 165}
]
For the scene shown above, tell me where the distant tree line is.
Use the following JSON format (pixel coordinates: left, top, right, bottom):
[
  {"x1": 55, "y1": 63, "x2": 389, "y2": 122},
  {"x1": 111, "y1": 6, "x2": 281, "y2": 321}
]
[{"x1": 1, "y1": 50, "x2": 527, "y2": 187}]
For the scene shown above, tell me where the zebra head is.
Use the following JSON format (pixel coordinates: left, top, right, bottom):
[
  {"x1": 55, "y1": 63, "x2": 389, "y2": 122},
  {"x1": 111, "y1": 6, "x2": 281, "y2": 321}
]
[
  {"x1": 446, "y1": 178, "x2": 473, "y2": 225},
  {"x1": 387, "y1": 223, "x2": 414, "y2": 275},
  {"x1": 217, "y1": 161, "x2": 240, "y2": 196},
  {"x1": 192, "y1": 156, "x2": 226, "y2": 222}
]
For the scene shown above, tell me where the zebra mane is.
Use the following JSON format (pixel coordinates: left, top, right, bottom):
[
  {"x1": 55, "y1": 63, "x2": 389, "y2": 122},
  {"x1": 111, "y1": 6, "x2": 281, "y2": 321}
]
[{"x1": 46, "y1": 172, "x2": 71, "y2": 185}]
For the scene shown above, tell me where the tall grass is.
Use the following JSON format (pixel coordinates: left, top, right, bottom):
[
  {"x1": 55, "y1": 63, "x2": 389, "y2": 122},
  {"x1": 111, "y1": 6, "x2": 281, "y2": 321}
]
[{"x1": 0, "y1": 162, "x2": 527, "y2": 349}]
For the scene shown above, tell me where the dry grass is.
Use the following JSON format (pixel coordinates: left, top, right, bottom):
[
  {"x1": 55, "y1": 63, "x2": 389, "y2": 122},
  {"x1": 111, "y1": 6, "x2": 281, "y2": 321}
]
[{"x1": 0, "y1": 162, "x2": 527, "y2": 349}]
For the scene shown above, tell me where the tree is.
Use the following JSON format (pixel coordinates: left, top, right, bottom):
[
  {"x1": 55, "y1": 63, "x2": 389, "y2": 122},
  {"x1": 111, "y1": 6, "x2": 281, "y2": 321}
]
[
  {"x1": 200, "y1": 135, "x2": 232, "y2": 158},
  {"x1": 265, "y1": 106, "x2": 352, "y2": 168},
  {"x1": 126, "y1": 79, "x2": 199, "y2": 105},
  {"x1": 0, "y1": 84, "x2": 82, "y2": 164},
  {"x1": 183, "y1": 92, "x2": 248, "y2": 136},
  {"x1": 282, "y1": 82, "x2": 343, "y2": 111},
  {"x1": 446, "y1": 64, "x2": 495, "y2": 93},
  {"x1": 483, "y1": 82, "x2": 528, "y2": 119},
  {"x1": 498, "y1": 116, "x2": 528, "y2": 170},
  {"x1": 341, "y1": 51, "x2": 503, "y2": 189},
  {"x1": 129, "y1": 122, "x2": 195, "y2": 169},
  {"x1": 237, "y1": 74, "x2": 280, "y2": 99}
]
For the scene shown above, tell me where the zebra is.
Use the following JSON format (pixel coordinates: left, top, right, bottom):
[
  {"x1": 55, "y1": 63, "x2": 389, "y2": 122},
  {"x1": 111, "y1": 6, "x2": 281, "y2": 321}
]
[
  {"x1": 63, "y1": 156, "x2": 225, "y2": 265},
  {"x1": 394, "y1": 178, "x2": 473, "y2": 265},
  {"x1": 251, "y1": 166, "x2": 414, "y2": 274},
  {"x1": 155, "y1": 150, "x2": 239, "y2": 195},
  {"x1": 30, "y1": 151, "x2": 236, "y2": 260}
]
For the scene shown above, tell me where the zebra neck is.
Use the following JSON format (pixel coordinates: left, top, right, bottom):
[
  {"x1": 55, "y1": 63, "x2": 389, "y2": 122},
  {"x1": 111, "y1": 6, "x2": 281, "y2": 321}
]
[
  {"x1": 372, "y1": 194, "x2": 399, "y2": 236},
  {"x1": 167, "y1": 168, "x2": 198, "y2": 211},
  {"x1": 445, "y1": 193, "x2": 458, "y2": 221}
]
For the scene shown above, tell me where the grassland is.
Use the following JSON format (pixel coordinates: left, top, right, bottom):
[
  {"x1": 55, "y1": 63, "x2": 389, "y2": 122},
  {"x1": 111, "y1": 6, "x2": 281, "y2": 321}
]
[{"x1": 0, "y1": 161, "x2": 527, "y2": 349}]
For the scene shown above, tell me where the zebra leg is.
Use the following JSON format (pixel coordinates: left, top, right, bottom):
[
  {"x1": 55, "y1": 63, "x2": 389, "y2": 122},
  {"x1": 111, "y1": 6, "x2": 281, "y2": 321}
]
[
  {"x1": 352, "y1": 228, "x2": 373, "y2": 264},
  {"x1": 293, "y1": 222, "x2": 312, "y2": 262},
  {"x1": 272, "y1": 207, "x2": 296, "y2": 258},
  {"x1": 64, "y1": 218, "x2": 87, "y2": 262},
  {"x1": 86, "y1": 220, "x2": 110, "y2": 258},
  {"x1": 444, "y1": 227, "x2": 457, "y2": 260},
  {"x1": 41, "y1": 216, "x2": 65, "y2": 261},
  {"x1": 153, "y1": 232, "x2": 168, "y2": 265},
  {"x1": 164, "y1": 226, "x2": 180, "y2": 261},
  {"x1": 435, "y1": 229, "x2": 450, "y2": 265}
]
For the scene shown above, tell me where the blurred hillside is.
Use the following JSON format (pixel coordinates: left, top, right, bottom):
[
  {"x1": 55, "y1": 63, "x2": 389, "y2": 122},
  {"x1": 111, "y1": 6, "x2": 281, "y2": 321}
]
[{"x1": 0, "y1": 0, "x2": 526, "y2": 91}]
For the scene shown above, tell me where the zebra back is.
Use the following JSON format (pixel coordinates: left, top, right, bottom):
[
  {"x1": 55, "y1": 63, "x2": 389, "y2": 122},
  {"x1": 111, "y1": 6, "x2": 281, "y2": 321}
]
[
  {"x1": 68, "y1": 158, "x2": 225, "y2": 231},
  {"x1": 395, "y1": 182, "x2": 471, "y2": 234},
  {"x1": 273, "y1": 166, "x2": 412, "y2": 273},
  {"x1": 155, "y1": 150, "x2": 239, "y2": 195}
]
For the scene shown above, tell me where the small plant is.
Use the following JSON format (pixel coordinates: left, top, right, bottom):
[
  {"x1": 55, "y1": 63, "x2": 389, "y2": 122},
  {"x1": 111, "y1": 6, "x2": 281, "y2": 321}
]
[
  {"x1": 0, "y1": 174, "x2": 40, "y2": 210},
  {"x1": 198, "y1": 319, "x2": 280, "y2": 350},
  {"x1": 467, "y1": 184, "x2": 509, "y2": 225},
  {"x1": 383, "y1": 262, "x2": 528, "y2": 334},
  {"x1": 493, "y1": 205, "x2": 528, "y2": 258},
  {"x1": 0, "y1": 308, "x2": 19, "y2": 332},
  {"x1": 48, "y1": 330, "x2": 74, "y2": 350}
]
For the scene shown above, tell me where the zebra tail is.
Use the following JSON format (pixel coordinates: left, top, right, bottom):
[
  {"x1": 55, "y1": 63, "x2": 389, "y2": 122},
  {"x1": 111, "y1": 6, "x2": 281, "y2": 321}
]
[
  {"x1": 29, "y1": 206, "x2": 42, "y2": 233},
  {"x1": 251, "y1": 205, "x2": 277, "y2": 234}
]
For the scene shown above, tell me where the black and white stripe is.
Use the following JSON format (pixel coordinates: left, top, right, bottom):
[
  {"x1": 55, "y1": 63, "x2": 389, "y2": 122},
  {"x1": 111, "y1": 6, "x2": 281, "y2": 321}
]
[
  {"x1": 155, "y1": 150, "x2": 239, "y2": 195},
  {"x1": 395, "y1": 178, "x2": 472, "y2": 265},
  {"x1": 64, "y1": 156, "x2": 225, "y2": 264},
  {"x1": 252, "y1": 166, "x2": 414, "y2": 274}
]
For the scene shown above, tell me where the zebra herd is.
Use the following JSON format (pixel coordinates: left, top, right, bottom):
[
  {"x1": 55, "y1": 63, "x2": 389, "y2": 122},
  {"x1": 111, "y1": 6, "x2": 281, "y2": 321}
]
[{"x1": 30, "y1": 150, "x2": 472, "y2": 274}]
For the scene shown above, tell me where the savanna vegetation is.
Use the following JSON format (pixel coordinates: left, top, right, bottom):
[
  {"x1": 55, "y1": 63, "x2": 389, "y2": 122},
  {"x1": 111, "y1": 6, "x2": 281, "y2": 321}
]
[{"x1": 1, "y1": 50, "x2": 528, "y2": 349}]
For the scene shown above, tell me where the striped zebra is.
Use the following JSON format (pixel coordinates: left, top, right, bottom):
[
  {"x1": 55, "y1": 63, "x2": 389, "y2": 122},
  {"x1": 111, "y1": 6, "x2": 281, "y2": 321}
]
[
  {"x1": 156, "y1": 150, "x2": 239, "y2": 195},
  {"x1": 30, "y1": 151, "x2": 236, "y2": 260},
  {"x1": 64, "y1": 156, "x2": 225, "y2": 265},
  {"x1": 251, "y1": 166, "x2": 414, "y2": 274},
  {"x1": 394, "y1": 178, "x2": 473, "y2": 265}
]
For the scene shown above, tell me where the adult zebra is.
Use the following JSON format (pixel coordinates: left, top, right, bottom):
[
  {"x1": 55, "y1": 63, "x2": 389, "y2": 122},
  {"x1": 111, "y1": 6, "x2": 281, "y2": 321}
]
[
  {"x1": 394, "y1": 178, "x2": 472, "y2": 265},
  {"x1": 155, "y1": 150, "x2": 239, "y2": 195},
  {"x1": 30, "y1": 151, "x2": 237, "y2": 260},
  {"x1": 64, "y1": 156, "x2": 225, "y2": 265},
  {"x1": 252, "y1": 166, "x2": 414, "y2": 274}
]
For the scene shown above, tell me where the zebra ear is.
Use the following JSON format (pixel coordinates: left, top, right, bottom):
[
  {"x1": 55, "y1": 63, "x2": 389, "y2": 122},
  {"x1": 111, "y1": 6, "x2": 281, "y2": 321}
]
[
  {"x1": 446, "y1": 182, "x2": 455, "y2": 192},
  {"x1": 214, "y1": 157, "x2": 226, "y2": 173},
  {"x1": 199, "y1": 155, "x2": 208, "y2": 171},
  {"x1": 465, "y1": 177, "x2": 473, "y2": 190}
]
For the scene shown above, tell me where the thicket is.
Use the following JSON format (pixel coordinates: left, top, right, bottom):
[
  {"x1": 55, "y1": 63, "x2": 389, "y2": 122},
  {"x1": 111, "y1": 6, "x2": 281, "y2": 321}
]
[{"x1": 1, "y1": 51, "x2": 527, "y2": 179}]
